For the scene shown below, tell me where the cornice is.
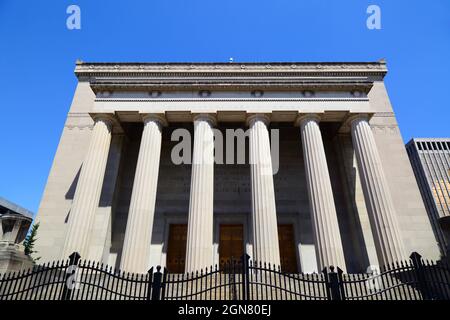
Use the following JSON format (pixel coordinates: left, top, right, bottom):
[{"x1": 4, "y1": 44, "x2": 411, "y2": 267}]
[
  {"x1": 75, "y1": 61, "x2": 387, "y2": 76},
  {"x1": 75, "y1": 61, "x2": 387, "y2": 93}
]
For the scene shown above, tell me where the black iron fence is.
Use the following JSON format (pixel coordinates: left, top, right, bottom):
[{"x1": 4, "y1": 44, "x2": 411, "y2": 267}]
[{"x1": 0, "y1": 252, "x2": 449, "y2": 300}]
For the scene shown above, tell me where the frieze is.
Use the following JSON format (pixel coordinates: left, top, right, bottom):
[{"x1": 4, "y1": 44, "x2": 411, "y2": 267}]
[{"x1": 370, "y1": 124, "x2": 399, "y2": 134}]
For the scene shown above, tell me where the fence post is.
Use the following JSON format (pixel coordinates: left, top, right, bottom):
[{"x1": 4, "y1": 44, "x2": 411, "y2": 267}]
[
  {"x1": 241, "y1": 254, "x2": 250, "y2": 301},
  {"x1": 146, "y1": 267, "x2": 154, "y2": 301},
  {"x1": 323, "y1": 266, "x2": 342, "y2": 301},
  {"x1": 151, "y1": 266, "x2": 163, "y2": 301},
  {"x1": 60, "y1": 252, "x2": 81, "y2": 300},
  {"x1": 410, "y1": 252, "x2": 431, "y2": 300},
  {"x1": 337, "y1": 267, "x2": 346, "y2": 300}
]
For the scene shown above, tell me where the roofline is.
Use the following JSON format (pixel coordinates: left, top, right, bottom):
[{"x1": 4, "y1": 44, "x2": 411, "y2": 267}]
[
  {"x1": 75, "y1": 59, "x2": 387, "y2": 66},
  {"x1": 0, "y1": 196, "x2": 34, "y2": 219},
  {"x1": 74, "y1": 60, "x2": 388, "y2": 80},
  {"x1": 409, "y1": 138, "x2": 450, "y2": 142}
]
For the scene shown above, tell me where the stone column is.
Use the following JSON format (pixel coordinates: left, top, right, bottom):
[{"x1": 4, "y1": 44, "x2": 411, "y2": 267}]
[
  {"x1": 62, "y1": 115, "x2": 113, "y2": 258},
  {"x1": 120, "y1": 114, "x2": 166, "y2": 273},
  {"x1": 185, "y1": 114, "x2": 216, "y2": 273},
  {"x1": 298, "y1": 114, "x2": 346, "y2": 270},
  {"x1": 350, "y1": 115, "x2": 406, "y2": 266},
  {"x1": 247, "y1": 114, "x2": 281, "y2": 266}
]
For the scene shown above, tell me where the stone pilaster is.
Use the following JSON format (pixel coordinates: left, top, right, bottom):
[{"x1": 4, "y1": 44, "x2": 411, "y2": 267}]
[
  {"x1": 185, "y1": 114, "x2": 216, "y2": 272},
  {"x1": 247, "y1": 114, "x2": 281, "y2": 266},
  {"x1": 350, "y1": 115, "x2": 406, "y2": 266},
  {"x1": 120, "y1": 114, "x2": 166, "y2": 273},
  {"x1": 61, "y1": 115, "x2": 113, "y2": 258},
  {"x1": 298, "y1": 114, "x2": 346, "y2": 270}
]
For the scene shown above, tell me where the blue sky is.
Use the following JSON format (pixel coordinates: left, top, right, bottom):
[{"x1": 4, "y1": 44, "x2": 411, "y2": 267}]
[{"x1": 0, "y1": 0, "x2": 449, "y2": 214}]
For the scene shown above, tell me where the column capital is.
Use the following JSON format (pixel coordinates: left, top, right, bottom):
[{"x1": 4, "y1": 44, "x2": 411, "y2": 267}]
[
  {"x1": 192, "y1": 113, "x2": 217, "y2": 127},
  {"x1": 246, "y1": 113, "x2": 271, "y2": 127},
  {"x1": 348, "y1": 113, "x2": 371, "y2": 125},
  {"x1": 141, "y1": 113, "x2": 168, "y2": 127},
  {"x1": 90, "y1": 113, "x2": 115, "y2": 127},
  {"x1": 295, "y1": 113, "x2": 322, "y2": 127},
  {"x1": 89, "y1": 113, "x2": 124, "y2": 134},
  {"x1": 338, "y1": 113, "x2": 374, "y2": 134}
]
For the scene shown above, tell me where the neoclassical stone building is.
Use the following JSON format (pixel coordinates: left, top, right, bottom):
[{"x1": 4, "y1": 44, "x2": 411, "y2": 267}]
[{"x1": 35, "y1": 61, "x2": 440, "y2": 274}]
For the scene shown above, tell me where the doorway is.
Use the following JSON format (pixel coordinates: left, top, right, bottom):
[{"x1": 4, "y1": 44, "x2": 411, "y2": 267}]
[
  {"x1": 166, "y1": 224, "x2": 187, "y2": 273},
  {"x1": 219, "y1": 224, "x2": 244, "y2": 268},
  {"x1": 278, "y1": 224, "x2": 299, "y2": 273}
]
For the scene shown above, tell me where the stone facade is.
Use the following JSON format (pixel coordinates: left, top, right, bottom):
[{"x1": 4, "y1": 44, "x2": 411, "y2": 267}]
[{"x1": 34, "y1": 61, "x2": 440, "y2": 274}]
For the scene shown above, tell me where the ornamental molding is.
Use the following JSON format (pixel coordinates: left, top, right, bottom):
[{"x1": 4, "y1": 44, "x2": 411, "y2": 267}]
[
  {"x1": 95, "y1": 97, "x2": 369, "y2": 103},
  {"x1": 75, "y1": 61, "x2": 387, "y2": 75},
  {"x1": 371, "y1": 112, "x2": 395, "y2": 118},
  {"x1": 65, "y1": 124, "x2": 94, "y2": 130},
  {"x1": 74, "y1": 62, "x2": 387, "y2": 92},
  {"x1": 370, "y1": 124, "x2": 399, "y2": 134},
  {"x1": 88, "y1": 82, "x2": 374, "y2": 93},
  {"x1": 74, "y1": 61, "x2": 387, "y2": 93}
]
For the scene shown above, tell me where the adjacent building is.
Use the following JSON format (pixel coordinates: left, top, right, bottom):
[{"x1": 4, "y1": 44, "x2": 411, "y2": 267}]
[
  {"x1": 0, "y1": 197, "x2": 33, "y2": 273},
  {"x1": 35, "y1": 60, "x2": 440, "y2": 274},
  {"x1": 406, "y1": 138, "x2": 450, "y2": 256}
]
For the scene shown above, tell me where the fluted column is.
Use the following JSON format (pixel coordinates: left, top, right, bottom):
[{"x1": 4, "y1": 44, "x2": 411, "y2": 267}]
[
  {"x1": 248, "y1": 114, "x2": 281, "y2": 266},
  {"x1": 350, "y1": 115, "x2": 406, "y2": 266},
  {"x1": 62, "y1": 115, "x2": 113, "y2": 258},
  {"x1": 120, "y1": 114, "x2": 166, "y2": 273},
  {"x1": 185, "y1": 114, "x2": 215, "y2": 272},
  {"x1": 298, "y1": 114, "x2": 346, "y2": 270}
]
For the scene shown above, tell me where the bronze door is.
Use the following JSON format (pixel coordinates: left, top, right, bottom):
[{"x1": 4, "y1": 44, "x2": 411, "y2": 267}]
[
  {"x1": 278, "y1": 224, "x2": 298, "y2": 273},
  {"x1": 219, "y1": 224, "x2": 244, "y2": 268},
  {"x1": 166, "y1": 224, "x2": 187, "y2": 273}
]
